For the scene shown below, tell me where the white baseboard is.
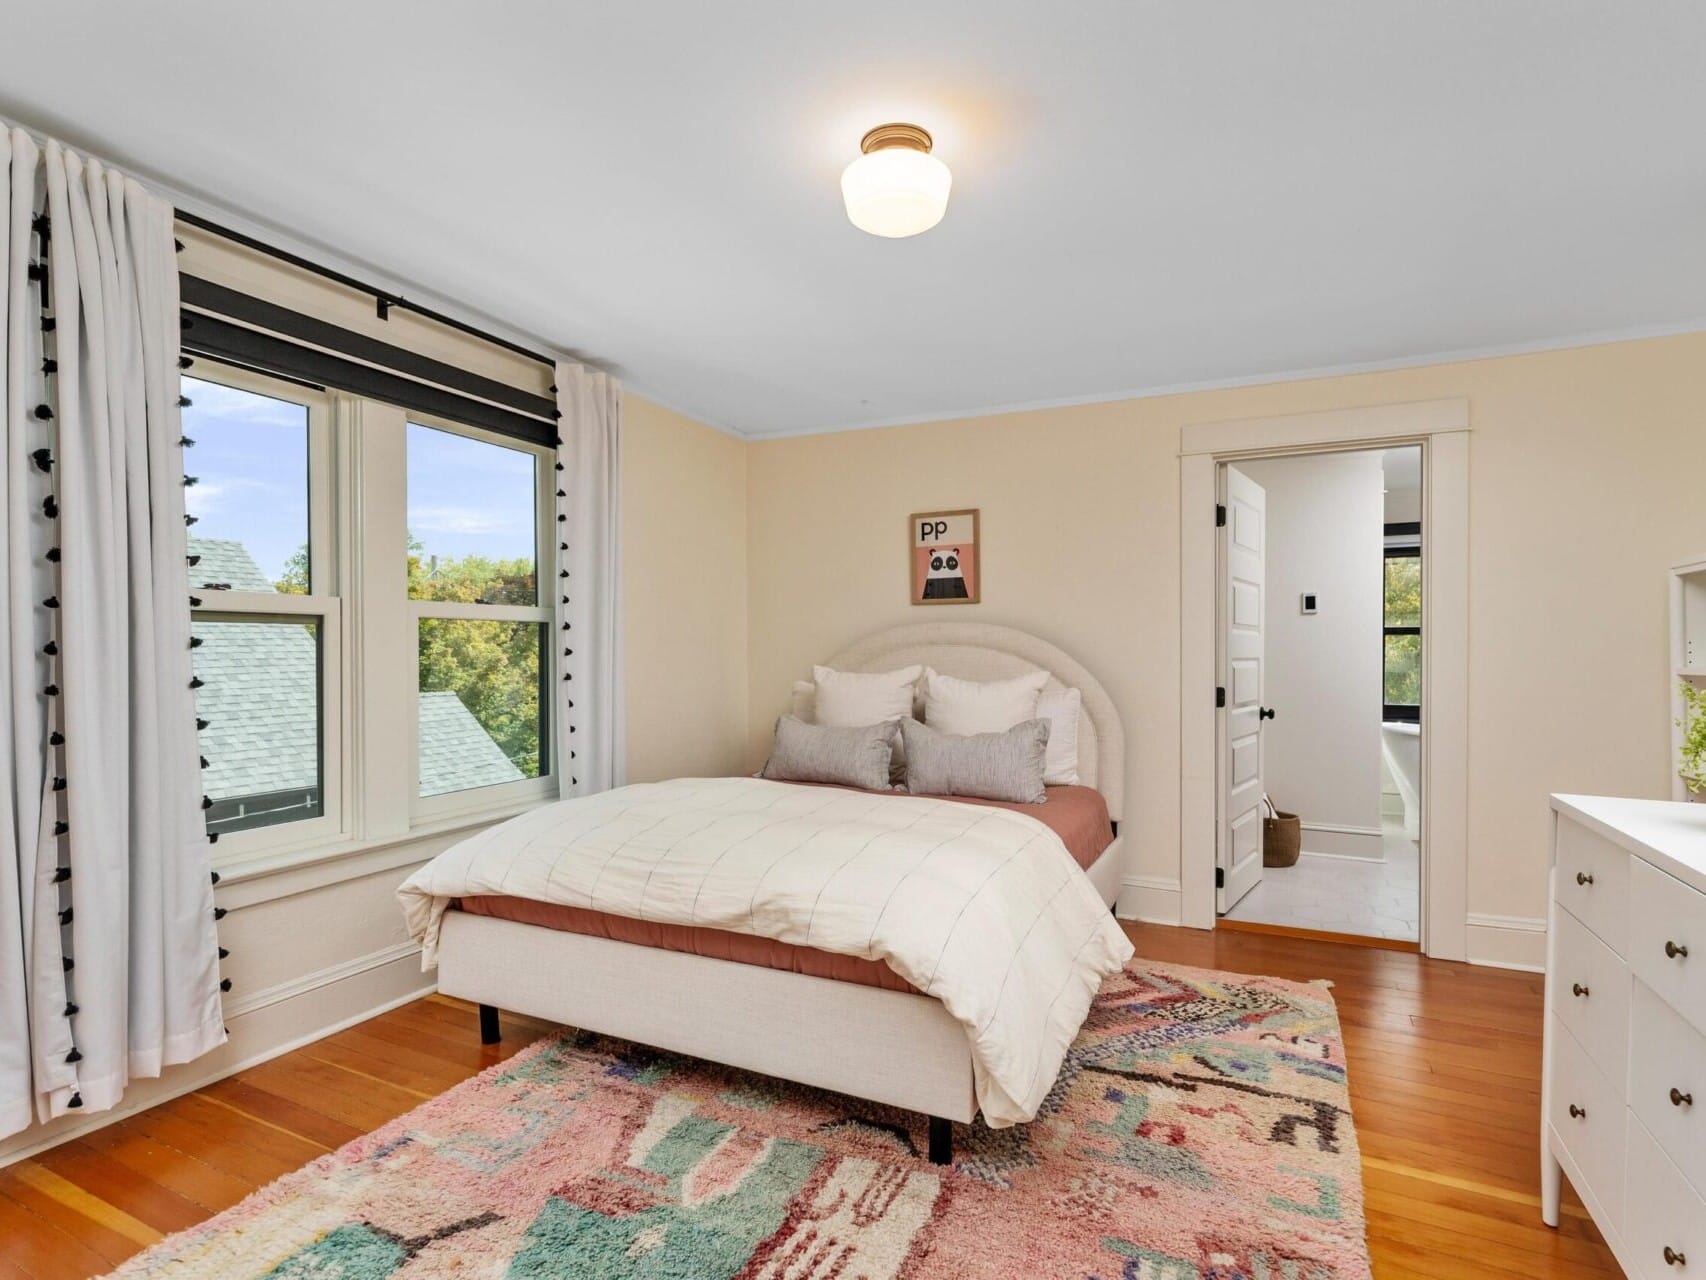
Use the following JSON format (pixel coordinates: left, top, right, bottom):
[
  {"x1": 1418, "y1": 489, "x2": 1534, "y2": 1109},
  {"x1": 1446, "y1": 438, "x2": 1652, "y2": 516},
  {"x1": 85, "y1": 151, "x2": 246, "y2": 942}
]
[
  {"x1": 1465, "y1": 913, "x2": 1547, "y2": 972},
  {"x1": 1299, "y1": 822, "x2": 1384, "y2": 861},
  {"x1": 1118, "y1": 875, "x2": 1183, "y2": 926},
  {"x1": 0, "y1": 943, "x2": 435, "y2": 1169}
]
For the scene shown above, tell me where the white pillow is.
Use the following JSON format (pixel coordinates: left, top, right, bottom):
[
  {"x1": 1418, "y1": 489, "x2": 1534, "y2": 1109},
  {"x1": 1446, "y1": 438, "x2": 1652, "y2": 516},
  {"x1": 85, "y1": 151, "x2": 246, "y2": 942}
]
[
  {"x1": 922, "y1": 667, "x2": 1049, "y2": 738},
  {"x1": 811, "y1": 665, "x2": 922, "y2": 728},
  {"x1": 1036, "y1": 685, "x2": 1081, "y2": 786}
]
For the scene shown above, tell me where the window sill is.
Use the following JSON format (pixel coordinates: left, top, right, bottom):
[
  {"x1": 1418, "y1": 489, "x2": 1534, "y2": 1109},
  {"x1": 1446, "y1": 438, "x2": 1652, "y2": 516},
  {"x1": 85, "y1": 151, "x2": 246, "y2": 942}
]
[{"x1": 212, "y1": 796, "x2": 556, "y2": 910}]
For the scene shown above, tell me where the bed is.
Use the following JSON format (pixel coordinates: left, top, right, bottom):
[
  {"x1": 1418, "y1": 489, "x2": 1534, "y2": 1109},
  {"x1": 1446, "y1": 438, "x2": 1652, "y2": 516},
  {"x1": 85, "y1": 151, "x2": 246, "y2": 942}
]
[{"x1": 399, "y1": 622, "x2": 1128, "y2": 1164}]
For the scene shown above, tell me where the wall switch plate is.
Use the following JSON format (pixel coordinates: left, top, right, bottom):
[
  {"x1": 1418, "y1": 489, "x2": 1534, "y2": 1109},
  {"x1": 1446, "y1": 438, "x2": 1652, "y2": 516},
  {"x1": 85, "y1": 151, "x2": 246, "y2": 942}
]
[{"x1": 1301, "y1": 593, "x2": 1318, "y2": 614}]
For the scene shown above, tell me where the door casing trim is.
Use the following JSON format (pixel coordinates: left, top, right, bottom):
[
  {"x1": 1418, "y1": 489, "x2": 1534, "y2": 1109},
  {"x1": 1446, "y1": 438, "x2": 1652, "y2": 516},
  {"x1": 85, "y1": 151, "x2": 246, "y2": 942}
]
[{"x1": 1178, "y1": 398, "x2": 1470, "y2": 961}]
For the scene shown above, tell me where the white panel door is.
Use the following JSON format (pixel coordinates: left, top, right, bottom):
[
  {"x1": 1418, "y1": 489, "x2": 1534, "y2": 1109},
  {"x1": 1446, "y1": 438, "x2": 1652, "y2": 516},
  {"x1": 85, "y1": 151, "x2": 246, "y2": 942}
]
[{"x1": 1218, "y1": 465, "x2": 1267, "y2": 913}]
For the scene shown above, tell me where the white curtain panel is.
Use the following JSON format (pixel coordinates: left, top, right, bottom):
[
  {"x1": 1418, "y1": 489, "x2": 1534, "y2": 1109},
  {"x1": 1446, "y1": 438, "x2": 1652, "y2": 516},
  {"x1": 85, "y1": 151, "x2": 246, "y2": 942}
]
[
  {"x1": 0, "y1": 127, "x2": 223, "y2": 1139},
  {"x1": 554, "y1": 361, "x2": 625, "y2": 796}
]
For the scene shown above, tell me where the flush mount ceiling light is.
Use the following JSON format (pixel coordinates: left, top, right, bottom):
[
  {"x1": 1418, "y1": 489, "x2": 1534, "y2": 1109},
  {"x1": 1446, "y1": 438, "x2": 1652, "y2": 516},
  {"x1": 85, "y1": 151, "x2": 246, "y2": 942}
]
[{"x1": 841, "y1": 123, "x2": 952, "y2": 238}]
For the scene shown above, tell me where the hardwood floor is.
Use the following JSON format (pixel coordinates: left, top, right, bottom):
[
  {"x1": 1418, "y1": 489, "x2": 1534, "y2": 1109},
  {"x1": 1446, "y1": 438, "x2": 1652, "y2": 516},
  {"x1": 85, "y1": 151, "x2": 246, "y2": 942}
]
[{"x1": 0, "y1": 923, "x2": 1621, "y2": 1278}]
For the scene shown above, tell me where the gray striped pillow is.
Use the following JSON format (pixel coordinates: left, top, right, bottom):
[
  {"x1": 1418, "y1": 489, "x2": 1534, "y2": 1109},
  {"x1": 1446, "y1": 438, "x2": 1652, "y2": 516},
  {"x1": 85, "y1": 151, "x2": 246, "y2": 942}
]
[
  {"x1": 761, "y1": 715, "x2": 898, "y2": 792},
  {"x1": 901, "y1": 717, "x2": 1050, "y2": 803}
]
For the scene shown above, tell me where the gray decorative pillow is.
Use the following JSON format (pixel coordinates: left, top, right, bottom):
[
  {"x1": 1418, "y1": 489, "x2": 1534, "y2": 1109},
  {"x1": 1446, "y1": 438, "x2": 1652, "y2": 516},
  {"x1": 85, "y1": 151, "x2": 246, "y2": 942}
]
[
  {"x1": 761, "y1": 715, "x2": 898, "y2": 792},
  {"x1": 901, "y1": 717, "x2": 1051, "y2": 804}
]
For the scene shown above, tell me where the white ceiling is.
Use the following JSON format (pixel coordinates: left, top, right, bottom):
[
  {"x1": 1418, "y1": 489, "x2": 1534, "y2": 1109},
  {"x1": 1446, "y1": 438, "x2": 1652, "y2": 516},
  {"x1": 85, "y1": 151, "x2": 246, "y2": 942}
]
[{"x1": 4, "y1": 2, "x2": 1703, "y2": 438}]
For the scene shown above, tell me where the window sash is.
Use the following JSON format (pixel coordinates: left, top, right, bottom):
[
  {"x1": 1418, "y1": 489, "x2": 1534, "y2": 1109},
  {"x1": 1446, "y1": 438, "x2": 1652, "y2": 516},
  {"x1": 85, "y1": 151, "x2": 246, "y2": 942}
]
[
  {"x1": 1382, "y1": 543, "x2": 1421, "y2": 719},
  {"x1": 404, "y1": 410, "x2": 557, "y2": 821},
  {"x1": 187, "y1": 363, "x2": 343, "y2": 865}
]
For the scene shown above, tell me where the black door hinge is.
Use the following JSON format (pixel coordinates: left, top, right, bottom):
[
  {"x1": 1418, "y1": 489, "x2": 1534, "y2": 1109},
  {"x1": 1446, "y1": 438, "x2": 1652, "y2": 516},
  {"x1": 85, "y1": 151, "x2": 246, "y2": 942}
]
[
  {"x1": 1216, "y1": 686, "x2": 1226, "y2": 708},
  {"x1": 1215, "y1": 867, "x2": 1225, "y2": 888},
  {"x1": 1215, "y1": 503, "x2": 1226, "y2": 527}
]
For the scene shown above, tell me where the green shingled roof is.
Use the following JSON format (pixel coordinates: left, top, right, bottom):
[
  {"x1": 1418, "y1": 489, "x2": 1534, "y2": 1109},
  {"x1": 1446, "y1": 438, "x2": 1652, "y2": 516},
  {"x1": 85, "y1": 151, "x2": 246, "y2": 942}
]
[{"x1": 189, "y1": 538, "x2": 524, "y2": 809}]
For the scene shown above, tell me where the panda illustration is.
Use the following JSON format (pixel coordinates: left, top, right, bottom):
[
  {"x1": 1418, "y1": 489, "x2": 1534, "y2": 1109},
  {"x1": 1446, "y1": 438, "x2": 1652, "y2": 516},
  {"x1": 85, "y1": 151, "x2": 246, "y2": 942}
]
[{"x1": 922, "y1": 546, "x2": 969, "y2": 600}]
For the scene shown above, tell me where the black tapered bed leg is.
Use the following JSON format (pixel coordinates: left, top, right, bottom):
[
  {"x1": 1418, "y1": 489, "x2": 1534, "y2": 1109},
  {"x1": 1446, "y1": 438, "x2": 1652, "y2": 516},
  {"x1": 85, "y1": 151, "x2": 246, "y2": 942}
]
[
  {"x1": 927, "y1": 1116, "x2": 952, "y2": 1166},
  {"x1": 478, "y1": 1003, "x2": 501, "y2": 1045}
]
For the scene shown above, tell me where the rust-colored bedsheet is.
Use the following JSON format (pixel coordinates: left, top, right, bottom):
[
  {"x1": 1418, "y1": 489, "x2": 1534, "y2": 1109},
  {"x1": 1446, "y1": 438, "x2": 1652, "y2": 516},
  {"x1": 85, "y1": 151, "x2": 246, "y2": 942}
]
[{"x1": 452, "y1": 784, "x2": 1114, "y2": 995}]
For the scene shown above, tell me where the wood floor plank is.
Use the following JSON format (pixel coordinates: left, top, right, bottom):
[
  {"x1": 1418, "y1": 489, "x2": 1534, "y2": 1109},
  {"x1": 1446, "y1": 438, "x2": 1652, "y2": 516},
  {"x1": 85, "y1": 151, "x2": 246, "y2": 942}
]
[
  {"x1": 0, "y1": 1183, "x2": 124, "y2": 1279},
  {"x1": 0, "y1": 922, "x2": 1622, "y2": 1278},
  {"x1": 75, "y1": 1122, "x2": 254, "y2": 1215},
  {"x1": 0, "y1": 1165, "x2": 156, "y2": 1268},
  {"x1": 29, "y1": 1137, "x2": 210, "y2": 1236}
]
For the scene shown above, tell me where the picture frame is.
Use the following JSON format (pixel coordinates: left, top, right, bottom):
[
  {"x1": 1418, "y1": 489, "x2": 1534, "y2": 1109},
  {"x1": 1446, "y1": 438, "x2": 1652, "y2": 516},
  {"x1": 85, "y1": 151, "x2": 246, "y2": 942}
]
[{"x1": 910, "y1": 508, "x2": 980, "y2": 605}]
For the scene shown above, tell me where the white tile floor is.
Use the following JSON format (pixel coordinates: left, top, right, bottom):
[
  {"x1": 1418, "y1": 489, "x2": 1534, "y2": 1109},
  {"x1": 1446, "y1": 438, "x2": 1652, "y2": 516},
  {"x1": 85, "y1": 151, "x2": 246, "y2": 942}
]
[{"x1": 1221, "y1": 819, "x2": 1420, "y2": 941}]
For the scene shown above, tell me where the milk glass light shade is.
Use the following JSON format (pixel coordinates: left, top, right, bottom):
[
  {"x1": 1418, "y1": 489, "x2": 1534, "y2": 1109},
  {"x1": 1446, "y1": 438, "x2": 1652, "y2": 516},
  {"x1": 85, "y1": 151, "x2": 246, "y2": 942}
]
[{"x1": 841, "y1": 124, "x2": 951, "y2": 238}]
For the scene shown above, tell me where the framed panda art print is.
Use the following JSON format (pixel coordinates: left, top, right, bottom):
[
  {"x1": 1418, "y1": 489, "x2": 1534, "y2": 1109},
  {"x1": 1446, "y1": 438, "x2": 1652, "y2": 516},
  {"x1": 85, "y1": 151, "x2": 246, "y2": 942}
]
[{"x1": 910, "y1": 508, "x2": 980, "y2": 605}]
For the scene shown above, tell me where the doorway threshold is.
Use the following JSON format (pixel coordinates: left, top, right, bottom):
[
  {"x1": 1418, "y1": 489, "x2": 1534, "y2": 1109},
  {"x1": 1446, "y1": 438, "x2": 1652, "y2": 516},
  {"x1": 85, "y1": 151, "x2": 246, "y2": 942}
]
[{"x1": 1216, "y1": 917, "x2": 1421, "y2": 953}]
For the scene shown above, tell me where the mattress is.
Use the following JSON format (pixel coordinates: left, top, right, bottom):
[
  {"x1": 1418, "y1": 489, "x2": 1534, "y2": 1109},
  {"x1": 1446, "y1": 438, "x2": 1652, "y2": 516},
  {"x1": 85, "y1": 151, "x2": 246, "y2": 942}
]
[{"x1": 453, "y1": 783, "x2": 1114, "y2": 996}]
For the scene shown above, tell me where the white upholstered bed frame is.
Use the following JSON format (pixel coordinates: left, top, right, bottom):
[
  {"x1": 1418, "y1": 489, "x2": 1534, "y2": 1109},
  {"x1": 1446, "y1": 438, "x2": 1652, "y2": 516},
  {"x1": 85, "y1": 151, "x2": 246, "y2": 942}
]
[{"x1": 435, "y1": 622, "x2": 1126, "y2": 1162}]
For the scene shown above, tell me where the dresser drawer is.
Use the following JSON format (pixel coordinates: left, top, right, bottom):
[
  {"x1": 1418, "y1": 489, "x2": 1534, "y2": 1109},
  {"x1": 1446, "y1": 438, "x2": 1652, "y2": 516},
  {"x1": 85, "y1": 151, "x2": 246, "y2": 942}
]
[
  {"x1": 1547, "y1": 1017, "x2": 1627, "y2": 1232},
  {"x1": 1625, "y1": 1113, "x2": 1704, "y2": 1280},
  {"x1": 1551, "y1": 906, "x2": 1631, "y2": 1088},
  {"x1": 1555, "y1": 816, "x2": 1630, "y2": 954},
  {"x1": 1631, "y1": 977, "x2": 1706, "y2": 1198},
  {"x1": 1630, "y1": 858, "x2": 1706, "y2": 1037}
]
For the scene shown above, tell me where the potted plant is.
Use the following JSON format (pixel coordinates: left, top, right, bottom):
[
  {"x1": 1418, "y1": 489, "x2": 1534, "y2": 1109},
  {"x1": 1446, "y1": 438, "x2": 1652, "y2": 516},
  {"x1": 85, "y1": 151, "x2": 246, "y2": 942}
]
[{"x1": 1679, "y1": 681, "x2": 1706, "y2": 796}]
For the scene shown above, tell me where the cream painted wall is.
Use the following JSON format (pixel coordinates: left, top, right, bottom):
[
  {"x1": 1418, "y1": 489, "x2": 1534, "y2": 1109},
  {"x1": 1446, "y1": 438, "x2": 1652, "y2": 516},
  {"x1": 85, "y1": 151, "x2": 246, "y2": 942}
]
[
  {"x1": 1239, "y1": 452, "x2": 1385, "y2": 858},
  {"x1": 623, "y1": 396, "x2": 750, "y2": 781},
  {"x1": 746, "y1": 332, "x2": 1706, "y2": 941}
]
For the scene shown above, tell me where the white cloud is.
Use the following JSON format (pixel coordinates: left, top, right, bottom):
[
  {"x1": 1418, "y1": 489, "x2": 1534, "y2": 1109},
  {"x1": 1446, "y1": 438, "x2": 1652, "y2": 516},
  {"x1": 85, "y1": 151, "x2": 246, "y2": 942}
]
[
  {"x1": 409, "y1": 505, "x2": 527, "y2": 536},
  {"x1": 185, "y1": 475, "x2": 290, "y2": 517}
]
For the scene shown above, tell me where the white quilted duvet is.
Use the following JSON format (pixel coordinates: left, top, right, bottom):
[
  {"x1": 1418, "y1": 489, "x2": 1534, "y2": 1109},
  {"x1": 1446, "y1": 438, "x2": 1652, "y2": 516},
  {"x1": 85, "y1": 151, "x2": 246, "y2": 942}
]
[{"x1": 398, "y1": 776, "x2": 1132, "y2": 1125}]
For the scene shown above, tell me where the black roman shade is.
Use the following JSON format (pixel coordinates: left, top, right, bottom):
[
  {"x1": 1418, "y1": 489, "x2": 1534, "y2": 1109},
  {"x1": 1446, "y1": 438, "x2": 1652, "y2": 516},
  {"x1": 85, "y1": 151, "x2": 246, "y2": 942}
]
[{"x1": 175, "y1": 216, "x2": 557, "y2": 447}]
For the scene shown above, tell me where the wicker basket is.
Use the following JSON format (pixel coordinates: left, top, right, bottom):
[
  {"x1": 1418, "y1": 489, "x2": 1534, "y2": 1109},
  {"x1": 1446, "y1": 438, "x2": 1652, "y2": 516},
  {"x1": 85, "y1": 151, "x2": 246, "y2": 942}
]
[{"x1": 1262, "y1": 801, "x2": 1302, "y2": 868}]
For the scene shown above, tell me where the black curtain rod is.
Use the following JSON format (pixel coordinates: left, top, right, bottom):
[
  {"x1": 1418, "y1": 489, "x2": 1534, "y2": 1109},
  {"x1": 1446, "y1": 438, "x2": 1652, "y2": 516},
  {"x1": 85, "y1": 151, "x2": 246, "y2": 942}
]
[{"x1": 173, "y1": 210, "x2": 556, "y2": 370}]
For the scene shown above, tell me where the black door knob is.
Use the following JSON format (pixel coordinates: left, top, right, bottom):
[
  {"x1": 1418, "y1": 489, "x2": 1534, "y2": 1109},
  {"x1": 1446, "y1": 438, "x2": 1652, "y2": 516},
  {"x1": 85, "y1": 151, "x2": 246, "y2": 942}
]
[
  {"x1": 1671, "y1": 1087, "x2": 1694, "y2": 1108},
  {"x1": 1576, "y1": 871, "x2": 1594, "y2": 886},
  {"x1": 1572, "y1": 983, "x2": 1590, "y2": 998},
  {"x1": 1664, "y1": 1246, "x2": 1686, "y2": 1267},
  {"x1": 1258, "y1": 706, "x2": 1276, "y2": 721},
  {"x1": 1666, "y1": 940, "x2": 1690, "y2": 959},
  {"x1": 1568, "y1": 1103, "x2": 1586, "y2": 1119}
]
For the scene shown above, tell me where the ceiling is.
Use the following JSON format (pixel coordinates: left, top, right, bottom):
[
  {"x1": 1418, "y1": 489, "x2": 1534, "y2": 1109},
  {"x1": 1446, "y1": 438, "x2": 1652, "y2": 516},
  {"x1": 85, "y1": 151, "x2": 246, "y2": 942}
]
[{"x1": 4, "y1": 3, "x2": 1703, "y2": 438}]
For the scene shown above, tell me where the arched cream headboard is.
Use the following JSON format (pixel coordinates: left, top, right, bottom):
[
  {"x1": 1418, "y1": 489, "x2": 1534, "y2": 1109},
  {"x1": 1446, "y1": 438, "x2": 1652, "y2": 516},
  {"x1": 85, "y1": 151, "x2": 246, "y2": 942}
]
[{"x1": 821, "y1": 622, "x2": 1126, "y2": 821}]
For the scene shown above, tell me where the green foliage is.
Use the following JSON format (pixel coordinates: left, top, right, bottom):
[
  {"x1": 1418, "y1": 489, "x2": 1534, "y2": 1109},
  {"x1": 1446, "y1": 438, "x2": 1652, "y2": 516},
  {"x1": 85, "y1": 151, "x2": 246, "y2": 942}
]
[
  {"x1": 1384, "y1": 555, "x2": 1421, "y2": 627},
  {"x1": 1383, "y1": 555, "x2": 1421, "y2": 705},
  {"x1": 276, "y1": 545, "x2": 309, "y2": 595},
  {"x1": 1679, "y1": 681, "x2": 1706, "y2": 793},
  {"x1": 411, "y1": 541, "x2": 541, "y2": 777}
]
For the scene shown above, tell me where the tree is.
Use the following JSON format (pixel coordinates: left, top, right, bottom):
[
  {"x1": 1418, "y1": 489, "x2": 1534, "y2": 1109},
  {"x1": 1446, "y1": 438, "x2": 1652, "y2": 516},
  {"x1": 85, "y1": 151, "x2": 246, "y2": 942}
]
[
  {"x1": 277, "y1": 545, "x2": 309, "y2": 595},
  {"x1": 1383, "y1": 555, "x2": 1421, "y2": 705},
  {"x1": 410, "y1": 540, "x2": 542, "y2": 777}
]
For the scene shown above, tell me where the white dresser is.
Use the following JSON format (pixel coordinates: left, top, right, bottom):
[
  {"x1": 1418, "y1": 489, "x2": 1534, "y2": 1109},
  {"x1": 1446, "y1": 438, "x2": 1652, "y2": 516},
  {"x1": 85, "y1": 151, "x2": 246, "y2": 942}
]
[{"x1": 1544, "y1": 795, "x2": 1706, "y2": 1278}]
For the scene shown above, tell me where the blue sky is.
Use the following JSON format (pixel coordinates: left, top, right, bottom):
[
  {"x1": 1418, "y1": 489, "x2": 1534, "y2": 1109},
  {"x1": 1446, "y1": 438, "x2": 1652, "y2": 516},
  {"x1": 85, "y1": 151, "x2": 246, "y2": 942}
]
[{"x1": 183, "y1": 378, "x2": 538, "y2": 587}]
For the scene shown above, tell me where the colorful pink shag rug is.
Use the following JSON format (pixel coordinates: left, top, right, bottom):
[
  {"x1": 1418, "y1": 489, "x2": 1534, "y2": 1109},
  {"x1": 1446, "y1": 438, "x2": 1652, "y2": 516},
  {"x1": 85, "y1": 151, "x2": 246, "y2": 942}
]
[{"x1": 110, "y1": 960, "x2": 1369, "y2": 1279}]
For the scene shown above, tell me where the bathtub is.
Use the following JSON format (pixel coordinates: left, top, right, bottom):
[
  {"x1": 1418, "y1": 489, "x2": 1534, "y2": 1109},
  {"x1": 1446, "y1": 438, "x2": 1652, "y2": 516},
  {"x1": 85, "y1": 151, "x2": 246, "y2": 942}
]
[{"x1": 1381, "y1": 721, "x2": 1421, "y2": 839}]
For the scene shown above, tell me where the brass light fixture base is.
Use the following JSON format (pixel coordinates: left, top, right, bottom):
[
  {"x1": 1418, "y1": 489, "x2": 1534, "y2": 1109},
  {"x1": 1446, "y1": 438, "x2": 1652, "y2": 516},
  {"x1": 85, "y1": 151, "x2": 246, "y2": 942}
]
[{"x1": 860, "y1": 123, "x2": 933, "y2": 155}]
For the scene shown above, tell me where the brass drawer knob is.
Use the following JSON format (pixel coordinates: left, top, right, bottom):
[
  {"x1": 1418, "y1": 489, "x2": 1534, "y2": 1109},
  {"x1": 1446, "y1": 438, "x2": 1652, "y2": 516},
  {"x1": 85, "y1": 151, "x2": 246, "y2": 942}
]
[
  {"x1": 1576, "y1": 871, "x2": 1594, "y2": 886},
  {"x1": 1666, "y1": 940, "x2": 1690, "y2": 960},
  {"x1": 1568, "y1": 1103, "x2": 1586, "y2": 1119},
  {"x1": 1672, "y1": 1087, "x2": 1695, "y2": 1108},
  {"x1": 1572, "y1": 983, "x2": 1590, "y2": 998},
  {"x1": 1664, "y1": 1245, "x2": 1686, "y2": 1267}
]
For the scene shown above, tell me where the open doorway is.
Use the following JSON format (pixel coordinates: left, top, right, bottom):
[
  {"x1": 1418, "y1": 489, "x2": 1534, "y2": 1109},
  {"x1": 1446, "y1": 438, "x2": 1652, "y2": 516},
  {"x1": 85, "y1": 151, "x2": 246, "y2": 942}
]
[{"x1": 1215, "y1": 445, "x2": 1422, "y2": 945}]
